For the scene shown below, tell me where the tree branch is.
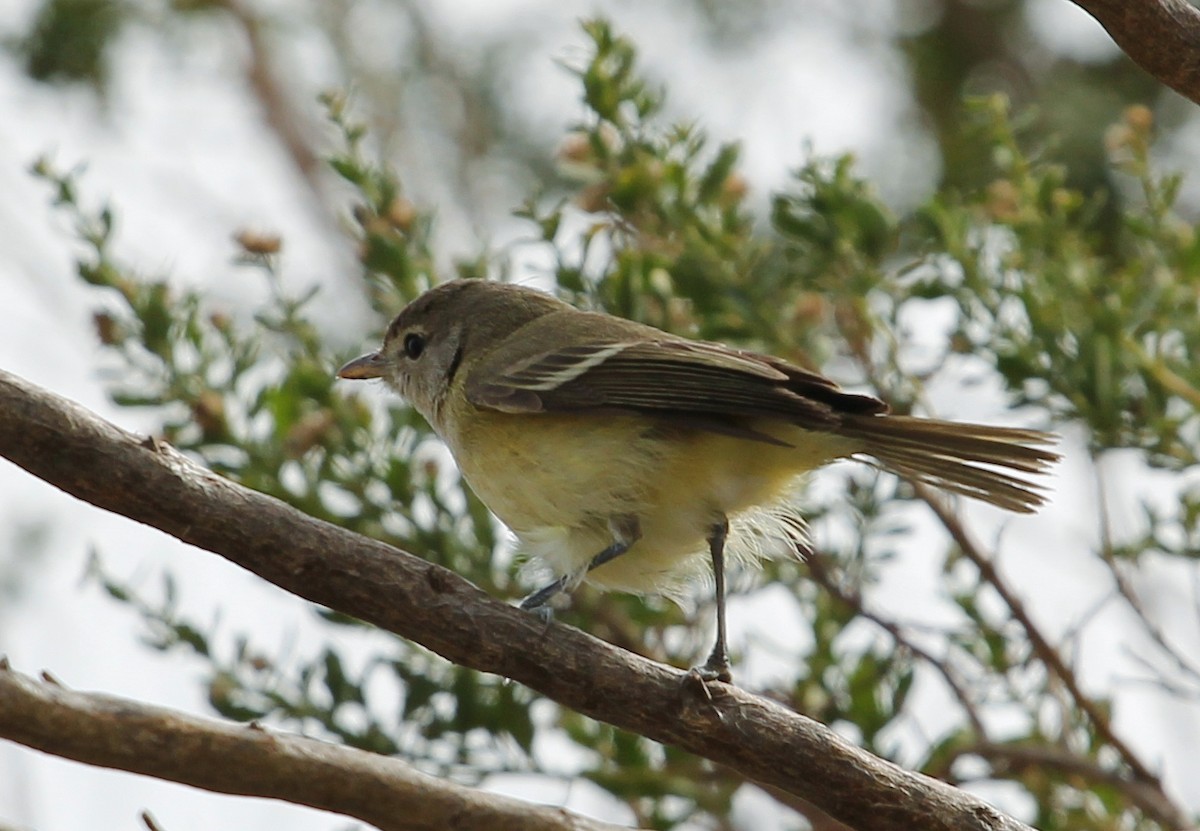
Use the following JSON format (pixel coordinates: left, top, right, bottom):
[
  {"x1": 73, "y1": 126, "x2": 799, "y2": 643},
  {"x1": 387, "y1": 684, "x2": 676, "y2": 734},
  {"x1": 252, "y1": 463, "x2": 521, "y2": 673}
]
[
  {"x1": 804, "y1": 550, "x2": 989, "y2": 737},
  {"x1": 0, "y1": 662, "x2": 626, "y2": 831},
  {"x1": 915, "y1": 484, "x2": 1192, "y2": 830},
  {"x1": 1068, "y1": 0, "x2": 1200, "y2": 105},
  {"x1": 0, "y1": 368, "x2": 1033, "y2": 831},
  {"x1": 218, "y1": 0, "x2": 324, "y2": 195},
  {"x1": 949, "y1": 741, "x2": 1188, "y2": 827}
]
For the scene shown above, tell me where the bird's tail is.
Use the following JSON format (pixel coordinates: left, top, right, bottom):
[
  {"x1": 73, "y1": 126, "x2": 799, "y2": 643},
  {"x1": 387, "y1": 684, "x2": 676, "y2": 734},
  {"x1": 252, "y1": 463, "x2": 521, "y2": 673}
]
[{"x1": 837, "y1": 415, "x2": 1059, "y2": 513}]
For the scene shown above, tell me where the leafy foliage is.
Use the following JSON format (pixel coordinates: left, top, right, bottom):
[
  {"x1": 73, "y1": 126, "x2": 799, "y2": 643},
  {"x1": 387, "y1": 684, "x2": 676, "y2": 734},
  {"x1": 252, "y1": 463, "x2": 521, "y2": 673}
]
[{"x1": 32, "y1": 18, "x2": 1199, "y2": 831}]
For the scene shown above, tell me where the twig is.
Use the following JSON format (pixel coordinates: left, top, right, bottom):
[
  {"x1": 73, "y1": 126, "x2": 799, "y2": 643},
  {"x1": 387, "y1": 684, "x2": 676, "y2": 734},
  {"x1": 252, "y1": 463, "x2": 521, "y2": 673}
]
[
  {"x1": 916, "y1": 484, "x2": 1190, "y2": 830},
  {"x1": 950, "y1": 742, "x2": 1189, "y2": 828},
  {"x1": 837, "y1": 298, "x2": 1189, "y2": 828},
  {"x1": 1094, "y1": 457, "x2": 1200, "y2": 690},
  {"x1": 804, "y1": 550, "x2": 989, "y2": 738},
  {"x1": 217, "y1": 0, "x2": 324, "y2": 196}
]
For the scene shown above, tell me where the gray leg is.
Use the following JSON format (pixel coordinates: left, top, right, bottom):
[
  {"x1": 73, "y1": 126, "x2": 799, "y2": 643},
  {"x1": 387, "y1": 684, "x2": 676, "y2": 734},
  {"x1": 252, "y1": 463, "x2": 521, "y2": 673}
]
[
  {"x1": 518, "y1": 574, "x2": 571, "y2": 613},
  {"x1": 694, "y1": 517, "x2": 732, "y2": 683},
  {"x1": 520, "y1": 516, "x2": 641, "y2": 614}
]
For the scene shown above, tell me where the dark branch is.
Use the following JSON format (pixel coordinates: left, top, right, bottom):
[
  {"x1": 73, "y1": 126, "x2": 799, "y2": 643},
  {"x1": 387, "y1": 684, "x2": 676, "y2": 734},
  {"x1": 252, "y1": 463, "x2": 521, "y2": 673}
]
[
  {"x1": 1069, "y1": 0, "x2": 1200, "y2": 105},
  {"x1": 0, "y1": 662, "x2": 626, "y2": 831},
  {"x1": 952, "y1": 741, "x2": 1188, "y2": 827},
  {"x1": 0, "y1": 369, "x2": 1033, "y2": 831},
  {"x1": 221, "y1": 0, "x2": 324, "y2": 190},
  {"x1": 916, "y1": 484, "x2": 1191, "y2": 830}
]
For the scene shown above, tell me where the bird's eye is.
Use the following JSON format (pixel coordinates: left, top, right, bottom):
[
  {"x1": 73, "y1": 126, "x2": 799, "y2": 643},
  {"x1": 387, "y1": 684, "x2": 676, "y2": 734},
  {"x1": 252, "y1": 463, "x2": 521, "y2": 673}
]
[{"x1": 403, "y1": 332, "x2": 426, "y2": 359}]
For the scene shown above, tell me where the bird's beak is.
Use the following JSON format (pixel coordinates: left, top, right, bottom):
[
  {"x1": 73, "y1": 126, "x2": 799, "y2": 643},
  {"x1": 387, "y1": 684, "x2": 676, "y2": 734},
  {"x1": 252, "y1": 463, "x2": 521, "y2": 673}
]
[{"x1": 337, "y1": 352, "x2": 386, "y2": 380}]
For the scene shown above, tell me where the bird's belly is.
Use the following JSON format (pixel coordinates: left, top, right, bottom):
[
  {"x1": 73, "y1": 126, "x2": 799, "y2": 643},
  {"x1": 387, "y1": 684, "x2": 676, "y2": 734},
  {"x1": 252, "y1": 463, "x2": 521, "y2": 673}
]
[
  {"x1": 449, "y1": 410, "x2": 855, "y2": 594},
  {"x1": 451, "y1": 410, "x2": 659, "y2": 533}
]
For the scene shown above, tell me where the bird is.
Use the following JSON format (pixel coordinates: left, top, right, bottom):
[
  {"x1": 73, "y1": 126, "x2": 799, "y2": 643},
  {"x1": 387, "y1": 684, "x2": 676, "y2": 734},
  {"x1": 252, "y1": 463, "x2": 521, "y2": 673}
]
[{"x1": 338, "y1": 279, "x2": 1058, "y2": 682}]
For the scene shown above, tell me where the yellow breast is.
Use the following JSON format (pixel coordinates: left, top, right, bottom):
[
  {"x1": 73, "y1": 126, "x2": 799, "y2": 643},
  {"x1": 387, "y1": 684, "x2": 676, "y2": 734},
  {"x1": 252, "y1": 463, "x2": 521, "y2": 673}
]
[{"x1": 441, "y1": 397, "x2": 857, "y2": 595}]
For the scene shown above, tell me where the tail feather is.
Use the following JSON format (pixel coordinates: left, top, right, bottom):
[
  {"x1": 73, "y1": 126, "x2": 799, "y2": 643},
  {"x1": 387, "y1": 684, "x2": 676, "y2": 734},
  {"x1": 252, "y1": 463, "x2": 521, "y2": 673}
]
[{"x1": 837, "y1": 415, "x2": 1059, "y2": 513}]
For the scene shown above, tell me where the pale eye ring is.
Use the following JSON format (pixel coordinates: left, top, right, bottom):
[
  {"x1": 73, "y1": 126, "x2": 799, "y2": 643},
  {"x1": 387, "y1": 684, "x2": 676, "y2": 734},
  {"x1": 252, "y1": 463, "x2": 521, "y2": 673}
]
[{"x1": 403, "y1": 332, "x2": 426, "y2": 359}]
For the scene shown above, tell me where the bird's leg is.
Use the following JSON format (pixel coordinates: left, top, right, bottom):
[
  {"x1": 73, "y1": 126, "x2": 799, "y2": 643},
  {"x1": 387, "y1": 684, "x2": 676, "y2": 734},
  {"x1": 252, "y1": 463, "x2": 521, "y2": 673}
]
[
  {"x1": 520, "y1": 516, "x2": 641, "y2": 619},
  {"x1": 518, "y1": 574, "x2": 571, "y2": 614},
  {"x1": 692, "y1": 517, "x2": 732, "y2": 683},
  {"x1": 586, "y1": 515, "x2": 641, "y2": 571}
]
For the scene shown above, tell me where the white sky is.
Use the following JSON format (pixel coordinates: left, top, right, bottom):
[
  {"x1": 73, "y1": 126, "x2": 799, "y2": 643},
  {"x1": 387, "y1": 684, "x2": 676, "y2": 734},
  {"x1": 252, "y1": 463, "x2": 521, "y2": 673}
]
[{"x1": 2, "y1": 1, "x2": 1198, "y2": 829}]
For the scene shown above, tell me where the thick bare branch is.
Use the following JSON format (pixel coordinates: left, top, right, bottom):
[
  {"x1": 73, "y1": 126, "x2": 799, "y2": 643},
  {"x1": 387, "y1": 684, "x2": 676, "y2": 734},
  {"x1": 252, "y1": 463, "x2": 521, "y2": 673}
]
[
  {"x1": 1069, "y1": 0, "x2": 1200, "y2": 105},
  {"x1": 0, "y1": 369, "x2": 1032, "y2": 831},
  {"x1": 0, "y1": 663, "x2": 626, "y2": 831}
]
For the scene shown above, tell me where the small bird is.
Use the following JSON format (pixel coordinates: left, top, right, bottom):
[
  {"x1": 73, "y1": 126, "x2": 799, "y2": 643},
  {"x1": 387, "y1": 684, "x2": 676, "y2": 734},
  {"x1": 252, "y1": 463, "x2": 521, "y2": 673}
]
[{"x1": 339, "y1": 279, "x2": 1058, "y2": 682}]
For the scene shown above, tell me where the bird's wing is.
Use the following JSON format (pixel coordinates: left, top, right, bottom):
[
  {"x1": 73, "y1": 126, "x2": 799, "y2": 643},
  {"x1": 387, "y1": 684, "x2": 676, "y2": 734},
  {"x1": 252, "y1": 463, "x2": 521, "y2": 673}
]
[{"x1": 465, "y1": 317, "x2": 884, "y2": 439}]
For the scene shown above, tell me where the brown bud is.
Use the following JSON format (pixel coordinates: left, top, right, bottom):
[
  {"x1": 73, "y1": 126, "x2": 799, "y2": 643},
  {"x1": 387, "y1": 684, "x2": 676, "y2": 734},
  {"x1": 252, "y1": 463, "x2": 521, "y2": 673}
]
[
  {"x1": 1124, "y1": 104, "x2": 1153, "y2": 133},
  {"x1": 720, "y1": 172, "x2": 749, "y2": 204},
  {"x1": 362, "y1": 215, "x2": 392, "y2": 238},
  {"x1": 192, "y1": 390, "x2": 226, "y2": 438},
  {"x1": 386, "y1": 197, "x2": 417, "y2": 231},
  {"x1": 558, "y1": 132, "x2": 594, "y2": 165},
  {"x1": 208, "y1": 672, "x2": 237, "y2": 706},
  {"x1": 791, "y1": 292, "x2": 827, "y2": 324},
  {"x1": 985, "y1": 179, "x2": 1021, "y2": 222},
  {"x1": 93, "y1": 312, "x2": 121, "y2": 345},
  {"x1": 234, "y1": 229, "x2": 282, "y2": 255},
  {"x1": 284, "y1": 410, "x2": 337, "y2": 457},
  {"x1": 575, "y1": 182, "x2": 612, "y2": 213}
]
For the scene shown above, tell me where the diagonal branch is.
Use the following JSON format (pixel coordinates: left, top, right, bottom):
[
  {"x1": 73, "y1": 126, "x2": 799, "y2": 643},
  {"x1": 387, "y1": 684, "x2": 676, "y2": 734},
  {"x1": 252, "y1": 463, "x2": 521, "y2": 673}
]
[
  {"x1": 218, "y1": 0, "x2": 324, "y2": 197},
  {"x1": 916, "y1": 484, "x2": 1191, "y2": 830},
  {"x1": 0, "y1": 662, "x2": 627, "y2": 831},
  {"x1": 804, "y1": 550, "x2": 989, "y2": 737},
  {"x1": 0, "y1": 368, "x2": 1033, "y2": 831},
  {"x1": 1068, "y1": 0, "x2": 1200, "y2": 105},
  {"x1": 947, "y1": 741, "x2": 1188, "y2": 826}
]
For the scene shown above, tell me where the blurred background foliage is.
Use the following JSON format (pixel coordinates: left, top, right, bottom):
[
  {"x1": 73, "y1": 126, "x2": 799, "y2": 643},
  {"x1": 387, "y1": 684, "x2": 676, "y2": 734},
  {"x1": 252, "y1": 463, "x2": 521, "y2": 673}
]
[{"x1": 10, "y1": 1, "x2": 1200, "y2": 829}]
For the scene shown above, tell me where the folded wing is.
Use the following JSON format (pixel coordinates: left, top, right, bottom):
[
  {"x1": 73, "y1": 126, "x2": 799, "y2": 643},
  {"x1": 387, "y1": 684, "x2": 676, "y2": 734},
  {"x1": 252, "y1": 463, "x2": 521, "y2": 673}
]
[{"x1": 467, "y1": 329, "x2": 885, "y2": 435}]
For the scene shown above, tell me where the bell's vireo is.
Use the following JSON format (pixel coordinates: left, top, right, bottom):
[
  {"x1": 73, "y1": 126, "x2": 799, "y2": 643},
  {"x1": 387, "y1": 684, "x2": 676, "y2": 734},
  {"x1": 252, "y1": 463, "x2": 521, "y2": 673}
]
[{"x1": 338, "y1": 279, "x2": 1058, "y2": 682}]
